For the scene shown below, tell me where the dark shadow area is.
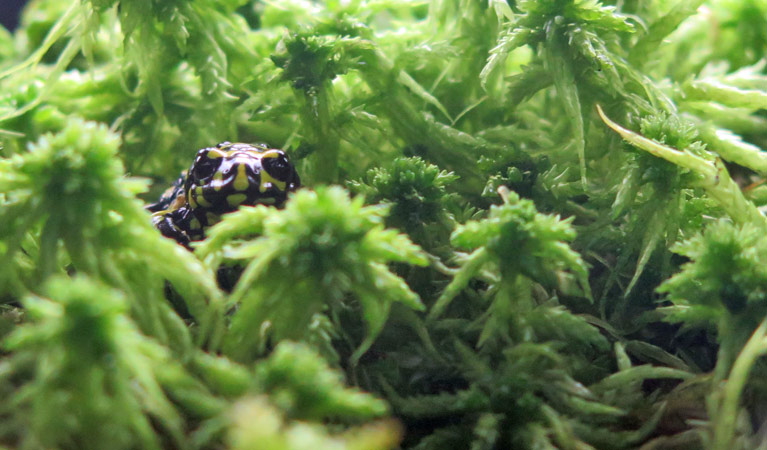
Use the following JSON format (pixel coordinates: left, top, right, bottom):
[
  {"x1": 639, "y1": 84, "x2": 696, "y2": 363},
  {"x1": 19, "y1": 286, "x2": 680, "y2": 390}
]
[{"x1": 1, "y1": 0, "x2": 26, "y2": 32}]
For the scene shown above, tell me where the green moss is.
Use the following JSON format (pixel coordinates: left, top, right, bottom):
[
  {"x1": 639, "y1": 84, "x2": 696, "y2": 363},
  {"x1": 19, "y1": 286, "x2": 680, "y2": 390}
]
[{"x1": 1, "y1": 1, "x2": 767, "y2": 448}]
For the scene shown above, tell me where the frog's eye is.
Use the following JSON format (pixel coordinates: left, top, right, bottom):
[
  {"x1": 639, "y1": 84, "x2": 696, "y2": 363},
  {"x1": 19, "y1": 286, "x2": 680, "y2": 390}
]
[
  {"x1": 192, "y1": 153, "x2": 221, "y2": 180},
  {"x1": 262, "y1": 153, "x2": 293, "y2": 181}
]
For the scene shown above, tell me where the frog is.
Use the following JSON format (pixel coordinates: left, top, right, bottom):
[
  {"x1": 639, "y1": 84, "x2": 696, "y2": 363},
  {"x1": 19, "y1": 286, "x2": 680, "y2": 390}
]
[{"x1": 148, "y1": 142, "x2": 301, "y2": 247}]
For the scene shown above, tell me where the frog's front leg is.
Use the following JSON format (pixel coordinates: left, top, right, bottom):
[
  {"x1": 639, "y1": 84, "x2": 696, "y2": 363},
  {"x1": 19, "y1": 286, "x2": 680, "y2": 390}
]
[
  {"x1": 146, "y1": 172, "x2": 187, "y2": 213},
  {"x1": 151, "y1": 207, "x2": 202, "y2": 248}
]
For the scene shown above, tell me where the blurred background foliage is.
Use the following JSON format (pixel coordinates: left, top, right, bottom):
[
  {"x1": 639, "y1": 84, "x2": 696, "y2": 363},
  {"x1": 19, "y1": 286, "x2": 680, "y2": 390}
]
[{"x1": 2, "y1": 0, "x2": 767, "y2": 448}]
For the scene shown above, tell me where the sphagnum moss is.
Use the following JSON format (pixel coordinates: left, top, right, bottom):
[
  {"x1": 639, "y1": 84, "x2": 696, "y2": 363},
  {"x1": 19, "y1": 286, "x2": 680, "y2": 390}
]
[{"x1": 2, "y1": 1, "x2": 767, "y2": 449}]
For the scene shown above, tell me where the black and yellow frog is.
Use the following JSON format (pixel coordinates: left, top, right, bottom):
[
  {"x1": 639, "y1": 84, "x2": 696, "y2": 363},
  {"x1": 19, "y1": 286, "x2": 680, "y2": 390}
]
[{"x1": 148, "y1": 142, "x2": 300, "y2": 247}]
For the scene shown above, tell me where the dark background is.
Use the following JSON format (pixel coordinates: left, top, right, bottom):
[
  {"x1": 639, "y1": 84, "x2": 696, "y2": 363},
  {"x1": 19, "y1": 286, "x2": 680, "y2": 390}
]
[{"x1": 1, "y1": 0, "x2": 26, "y2": 31}]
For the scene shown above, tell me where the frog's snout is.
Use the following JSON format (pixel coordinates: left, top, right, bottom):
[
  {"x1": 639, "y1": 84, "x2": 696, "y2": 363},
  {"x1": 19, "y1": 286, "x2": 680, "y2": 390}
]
[{"x1": 226, "y1": 156, "x2": 262, "y2": 194}]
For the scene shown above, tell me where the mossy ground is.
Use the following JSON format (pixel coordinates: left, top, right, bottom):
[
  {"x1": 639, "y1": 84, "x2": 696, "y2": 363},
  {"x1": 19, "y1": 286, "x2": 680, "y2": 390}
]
[{"x1": 2, "y1": 1, "x2": 767, "y2": 449}]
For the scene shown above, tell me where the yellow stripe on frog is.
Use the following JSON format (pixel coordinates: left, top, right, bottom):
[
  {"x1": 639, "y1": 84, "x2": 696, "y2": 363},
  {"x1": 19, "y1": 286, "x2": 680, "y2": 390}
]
[
  {"x1": 259, "y1": 170, "x2": 287, "y2": 193},
  {"x1": 212, "y1": 171, "x2": 224, "y2": 191},
  {"x1": 194, "y1": 187, "x2": 212, "y2": 207},
  {"x1": 227, "y1": 193, "x2": 247, "y2": 207},
  {"x1": 206, "y1": 148, "x2": 227, "y2": 159},
  {"x1": 233, "y1": 164, "x2": 249, "y2": 191}
]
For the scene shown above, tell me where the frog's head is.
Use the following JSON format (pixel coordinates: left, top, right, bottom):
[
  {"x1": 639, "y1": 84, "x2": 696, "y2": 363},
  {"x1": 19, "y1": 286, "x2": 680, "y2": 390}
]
[{"x1": 184, "y1": 142, "x2": 300, "y2": 215}]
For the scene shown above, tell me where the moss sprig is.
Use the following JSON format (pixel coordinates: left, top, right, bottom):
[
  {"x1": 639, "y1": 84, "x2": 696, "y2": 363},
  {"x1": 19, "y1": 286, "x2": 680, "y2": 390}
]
[
  {"x1": 200, "y1": 186, "x2": 427, "y2": 364},
  {"x1": 0, "y1": 118, "x2": 224, "y2": 349}
]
